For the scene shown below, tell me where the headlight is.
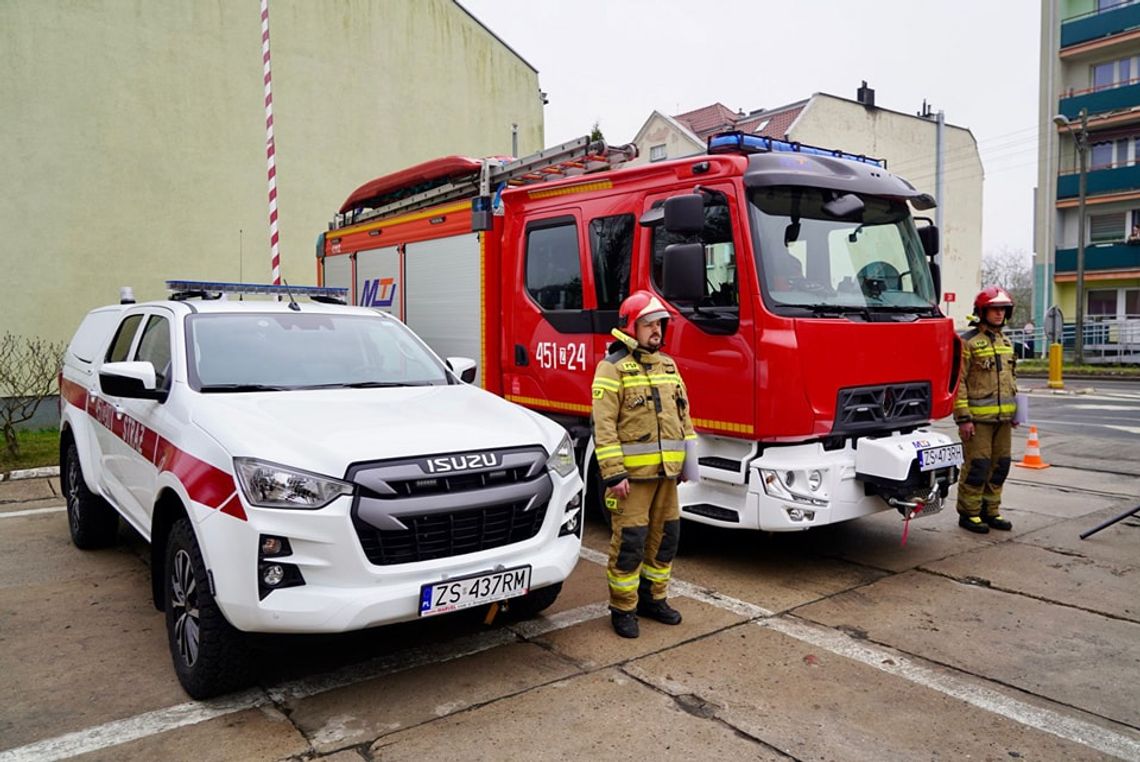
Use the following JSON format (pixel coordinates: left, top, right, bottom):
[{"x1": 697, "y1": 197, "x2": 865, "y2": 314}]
[
  {"x1": 546, "y1": 433, "x2": 577, "y2": 478},
  {"x1": 759, "y1": 468, "x2": 828, "y2": 506},
  {"x1": 234, "y1": 458, "x2": 353, "y2": 509}
]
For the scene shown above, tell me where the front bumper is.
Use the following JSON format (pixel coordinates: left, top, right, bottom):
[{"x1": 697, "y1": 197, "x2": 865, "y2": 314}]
[
  {"x1": 193, "y1": 470, "x2": 583, "y2": 633},
  {"x1": 678, "y1": 429, "x2": 957, "y2": 532}
]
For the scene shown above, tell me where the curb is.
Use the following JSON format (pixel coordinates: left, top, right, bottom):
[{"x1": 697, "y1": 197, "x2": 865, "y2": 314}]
[{"x1": 1, "y1": 466, "x2": 60, "y2": 482}]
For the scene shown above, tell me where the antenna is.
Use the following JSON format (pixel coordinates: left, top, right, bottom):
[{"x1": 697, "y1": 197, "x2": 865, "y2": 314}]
[{"x1": 282, "y1": 279, "x2": 301, "y2": 311}]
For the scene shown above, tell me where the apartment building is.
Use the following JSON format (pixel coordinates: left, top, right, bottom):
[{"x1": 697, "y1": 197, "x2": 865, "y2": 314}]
[{"x1": 1036, "y1": 0, "x2": 1140, "y2": 354}]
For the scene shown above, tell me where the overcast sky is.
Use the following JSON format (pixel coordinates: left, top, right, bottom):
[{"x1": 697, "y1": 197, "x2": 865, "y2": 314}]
[{"x1": 459, "y1": 0, "x2": 1040, "y2": 260}]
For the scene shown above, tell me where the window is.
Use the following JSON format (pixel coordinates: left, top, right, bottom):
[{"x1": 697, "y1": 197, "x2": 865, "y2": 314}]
[
  {"x1": 1090, "y1": 212, "x2": 1126, "y2": 242},
  {"x1": 1126, "y1": 288, "x2": 1139, "y2": 317},
  {"x1": 589, "y1": 215, "x2": 634, "y2": 310},
  {"x1": 1087, "y1": 289, "x2": 1118, "y2": 316},
  {"x1": 105, "y1": 315, "x2": 143, "y2": 363},
  {"x1": 753, "y1": 119, "x2": 770, "y2": 133},
  {"x1": 136, "y1": 316, "x2": 172, "y2": 388},
  {"x1": 651, "y1": 192, "x2": 739, "y2": 314},
  {"x1": 1091, "y1": 141, "x2": 1114, "y2": 169},
  {"x1": 649, "y1": 144, "x2": 667, "y2": 162},
  {"x1": 1094, "y1": 62, "x2": 1115, "y2": 91},
  {"x1": 525, "y1": 220, "x2": 583, "y2": 311}
]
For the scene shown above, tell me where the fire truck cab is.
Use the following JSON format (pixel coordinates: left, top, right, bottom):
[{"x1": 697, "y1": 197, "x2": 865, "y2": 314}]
[{"x1": 320, "y1": 132, "x2": 963, "y2": 533}]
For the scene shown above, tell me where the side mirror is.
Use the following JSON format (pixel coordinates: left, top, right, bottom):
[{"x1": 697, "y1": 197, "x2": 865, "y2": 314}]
[
  {"x1": 663, "y1": 194, "x2": 704, "y2": 234},
  {"x1": 662, "y1": 243, "x2": 705, "y2": 303},
  {"x1": 446, "y1": 356, "x2": 478, "y2": 384},
  {"x1": 99, "y1": 361, "x2": 166, "y2": 402},
  {"x1": 929, "y1": 262, "x2": 942, "y2": 303},
  {"x1": 918, "y1": 225, "x2": 939, "y2": 257}
]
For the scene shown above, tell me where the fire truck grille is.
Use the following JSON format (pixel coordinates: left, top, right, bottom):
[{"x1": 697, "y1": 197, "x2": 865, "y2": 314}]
[
  {"x1": 353, "y1": 500, "x2": 549, "y2": 566},
  {"x1": 833, "y1": 382, "x2": 931, "y2": 434}
]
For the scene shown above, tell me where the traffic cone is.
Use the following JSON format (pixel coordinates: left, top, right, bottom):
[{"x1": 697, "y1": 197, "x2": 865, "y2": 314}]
[{"x1": 1015, "y1": 425, "x2": 1051, "y2": 469}]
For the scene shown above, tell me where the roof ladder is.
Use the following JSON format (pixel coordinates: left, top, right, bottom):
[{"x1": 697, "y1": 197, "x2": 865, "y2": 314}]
[{"x1": 335, "y1": 137, "x2": 638, "y2": 230}]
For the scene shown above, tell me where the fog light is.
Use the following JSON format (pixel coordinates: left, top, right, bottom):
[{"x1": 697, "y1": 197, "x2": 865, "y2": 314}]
[
  {"x1": 261, "y1": 536, "x2": 283, "y2": 556},
  {"x1": 808, "y1": 470, "x2": 823, "y2": 492},
  {"x1": 262, "y1": 564, "x2": 285, "y2": 587},
  {"x1": 788, "y1": 508, "x2": 805, "y2": 521},
  {"x1": 804, "y1": 510, "x2": 815, "y2": 521}
]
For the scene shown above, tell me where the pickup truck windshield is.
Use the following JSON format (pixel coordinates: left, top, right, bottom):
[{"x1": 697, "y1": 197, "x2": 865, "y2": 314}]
[
  {"x1": 187, "y1": 313, "x2": 449, "y2": 391},
  {"x1": 748, "y1": 187, "x2": 938, "y2": 317}
]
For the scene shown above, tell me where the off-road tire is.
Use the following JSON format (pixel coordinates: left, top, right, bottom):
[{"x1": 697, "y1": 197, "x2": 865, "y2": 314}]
[
  {"x1": 165, "y1": 518, "x2": 253, "y2": 699},
  {"x1": 64, "y1": 443, "x2": 119, "y2": 549},
  {"x1": 507, "y1": 582, "x2": 563, "y2": 619}
]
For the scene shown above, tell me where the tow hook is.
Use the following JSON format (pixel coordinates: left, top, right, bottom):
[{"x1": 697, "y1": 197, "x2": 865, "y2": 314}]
[{"x1": 888, "y1": 485, "x2": 943, "y2": 517}]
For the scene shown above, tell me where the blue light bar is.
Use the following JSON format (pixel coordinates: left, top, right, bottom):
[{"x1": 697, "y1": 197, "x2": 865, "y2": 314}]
[
  {"x1": 166, "y1": 280, "x2": 348, "y2": 299},
  {"x1": 707, "y1": 131, "x2": 886, "y2": 168}
]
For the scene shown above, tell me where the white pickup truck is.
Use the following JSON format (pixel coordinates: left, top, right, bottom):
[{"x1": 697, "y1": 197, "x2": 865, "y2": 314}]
[{"x1": 59, "y1": 281, "x2": 583, "y2": 698}]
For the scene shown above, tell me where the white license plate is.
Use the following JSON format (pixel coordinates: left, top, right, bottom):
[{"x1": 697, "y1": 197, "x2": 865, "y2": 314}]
[
  {"x1": 917, "y1": 444, "x2": 963, "y2": 472},
  {"x1": 419, "y1": 566, "x2": 531, "y2": 617}
]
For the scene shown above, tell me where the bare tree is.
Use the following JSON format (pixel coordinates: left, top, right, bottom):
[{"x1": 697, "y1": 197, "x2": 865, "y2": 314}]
[
  {"x1": 980, "y1": 246, "x2": 1033, "y2": 328},
  {"x1": 0, "y1": 333, "x2": 64, "y2": 458}
]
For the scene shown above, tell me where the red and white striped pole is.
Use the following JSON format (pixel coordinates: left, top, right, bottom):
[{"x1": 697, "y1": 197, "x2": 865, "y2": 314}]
[{"x1": 261, "y1": 0, "x2": 281, "y2": 285}]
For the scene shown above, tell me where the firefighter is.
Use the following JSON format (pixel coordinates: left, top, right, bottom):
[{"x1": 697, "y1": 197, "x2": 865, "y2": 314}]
[
  {"x1": 591, "y1": 290, "x2": 697, "y2": 638},
  {"x1": 954, "y1": 286, "x2": 1020, "y2": 533}
]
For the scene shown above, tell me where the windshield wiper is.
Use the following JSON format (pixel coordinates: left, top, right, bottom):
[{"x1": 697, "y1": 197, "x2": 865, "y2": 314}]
[
  {"x1": 199, "y1": 383, "x2": 290, "y2": 393},
  {"x1": 340, "y1": 381, "x2": 433, "y2": 388}
]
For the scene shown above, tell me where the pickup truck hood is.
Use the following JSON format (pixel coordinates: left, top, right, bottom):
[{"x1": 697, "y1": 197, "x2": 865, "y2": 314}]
[{"x1": 190, "y1": 384, "x2": 561, "y2": 479}]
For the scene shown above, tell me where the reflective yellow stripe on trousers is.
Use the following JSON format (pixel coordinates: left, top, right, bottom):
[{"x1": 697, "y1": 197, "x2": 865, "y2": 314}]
[
  {"x1": 640, "y1": 562, "x2": 670, "y2": 583},
  {"x1": 607, "y1": 569, "x2": 640, "y2": 591}
]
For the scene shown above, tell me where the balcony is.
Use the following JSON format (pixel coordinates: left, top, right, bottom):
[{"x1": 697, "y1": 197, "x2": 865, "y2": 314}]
[
  {"x1": 1059, "y1": 80, "x2": 1140, "y2": 119},
  {"x1": 1057, "y1": 162, "x2": 1140, "y2": 198},
  {"x1": 1061, "y1": 1, "x2": 1140, "y2": 48},
  {"x1": 1055, "y1": 242, "x2": 1140, "y2": 272}
]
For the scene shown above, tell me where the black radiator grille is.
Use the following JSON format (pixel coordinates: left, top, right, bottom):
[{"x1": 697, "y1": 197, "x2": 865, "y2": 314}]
[
  {"x1": 833, "y1": 382, "x2": 931, "y2": 434},
  {"x1": 381, "y1": 465, "x2": 533, "y2": 498},
  {"x1": 354, "y1": 500, "x2": 549, "y2": 566}
]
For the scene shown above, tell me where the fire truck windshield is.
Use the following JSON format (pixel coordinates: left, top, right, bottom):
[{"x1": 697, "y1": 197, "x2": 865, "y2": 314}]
[
  {"x1": 748, "y1": 187, "x2": 938, "y2": 317},
  {"x1": 187, "y1": 312, "x2": 450, "y2": 391}
]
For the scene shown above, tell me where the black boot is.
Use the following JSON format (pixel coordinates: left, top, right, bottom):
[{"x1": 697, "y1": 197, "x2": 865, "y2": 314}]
[
  {"x1": 638, "y1": 597, "x2": 683, "y2": 625},
  {"x1": 984, "y1": 513, "x2": 1012, "y2": 530},
  {"x1": 610, "y1": 609, "x2": 639, "y2": 638},
  {"x1": 958, "y1": 514, "x2": 990, "y2": 534}
]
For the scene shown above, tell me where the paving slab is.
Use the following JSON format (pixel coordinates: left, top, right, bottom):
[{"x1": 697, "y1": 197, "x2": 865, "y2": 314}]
[
  {"x1": 0, "y1": 510, "x2": 139, "y2": 589},
  {"x1": 625, "y1": 624, "x2": 1112, "y2": 761},
  {"x1": 794, "y1": 571, "x2": 1140, "y2": 728},
  {"x1": 1019, "y1": 503, "x2": 1140, "y2": 568},
  {"x1": 367, "y1": 667, "x2": 783, "y2": 761},
  {"x1": 69, "y1": 706, "x2": 309, "y2": 762},
  {"x1": 0, "y1": 569, "x2": 183, "y2": 748},
  {"x1": 0, "y1": 476, "x2": 56, "y2": 503},
  {"x1": 527, "y1": 594, "x2": 746, "y2": 672},
  {"x1": 924, "y1": 533, "x2": 1138, "y2": 623},
  {"x1": 282, "y1": 641, "x2": 579, "y2": 754}
]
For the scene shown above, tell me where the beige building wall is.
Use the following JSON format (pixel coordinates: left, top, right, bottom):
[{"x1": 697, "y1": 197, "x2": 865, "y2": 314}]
[
  {"x1": 1, "y1": 0, "x2": 544, "y2": 346},
  {"x1": 789, "y1": 95, "x2": 984, "y2": 327},
  {"x1": 628, "y1": 112, "x2": 702, "y2": 167}
]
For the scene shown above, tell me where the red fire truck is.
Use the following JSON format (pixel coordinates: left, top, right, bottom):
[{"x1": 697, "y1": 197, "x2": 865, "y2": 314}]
[{"x1": 317, "y1": 132, "x2": 963, "y2": 532}]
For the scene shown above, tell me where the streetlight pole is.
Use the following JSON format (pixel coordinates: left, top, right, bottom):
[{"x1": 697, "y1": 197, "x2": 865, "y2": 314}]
[{"x1": 1054, "y1": 107, "x2": 1090, "y2": 364}]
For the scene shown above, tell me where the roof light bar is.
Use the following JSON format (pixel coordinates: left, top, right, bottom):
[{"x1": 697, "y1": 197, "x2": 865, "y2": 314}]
[
  {"x1": 707, "y1": 131, "x2": 886, "y2": 168},
  {"x1": 166, "y1": 280, "x2": 349, "y2": 299}
]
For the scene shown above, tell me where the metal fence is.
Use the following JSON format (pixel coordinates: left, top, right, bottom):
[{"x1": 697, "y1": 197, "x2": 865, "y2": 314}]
[{"x1": 1009, "y1": 315, "x2": 1140, "y2": 364}]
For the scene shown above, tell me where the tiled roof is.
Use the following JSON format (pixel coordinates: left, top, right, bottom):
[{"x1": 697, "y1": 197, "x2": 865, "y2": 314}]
[
  {"x1": 734, "y1": 102, "x2": 806, "y2": 139},
  {"x1": 672, "y1": 100, "x2": 807, "y2": 141},
  {"x1": 673, "y1": 103, "x2": 742, "y2": 137}
]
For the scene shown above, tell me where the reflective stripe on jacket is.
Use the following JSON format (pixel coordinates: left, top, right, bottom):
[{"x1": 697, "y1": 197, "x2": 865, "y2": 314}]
[
  {"x1": 955, "y1": 326, "x2": 1018, "y2": 423},
  {"x1": 591, "y1": 333, "x2": 697, "y2": 484}
]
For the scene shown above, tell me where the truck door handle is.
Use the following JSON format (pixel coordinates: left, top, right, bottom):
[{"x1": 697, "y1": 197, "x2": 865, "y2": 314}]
[{"x1": 515, "y1": 344, "x2": 529, "y2": 366}]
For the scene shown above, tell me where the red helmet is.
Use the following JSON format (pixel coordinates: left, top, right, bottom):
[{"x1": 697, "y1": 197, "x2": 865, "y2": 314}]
[
  {"x1": 617, "y1": 290, "x2": 670, "y2": 337},
  {"x1": 973, "y1": 285, "x2": 1014, "y2": 323}
]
